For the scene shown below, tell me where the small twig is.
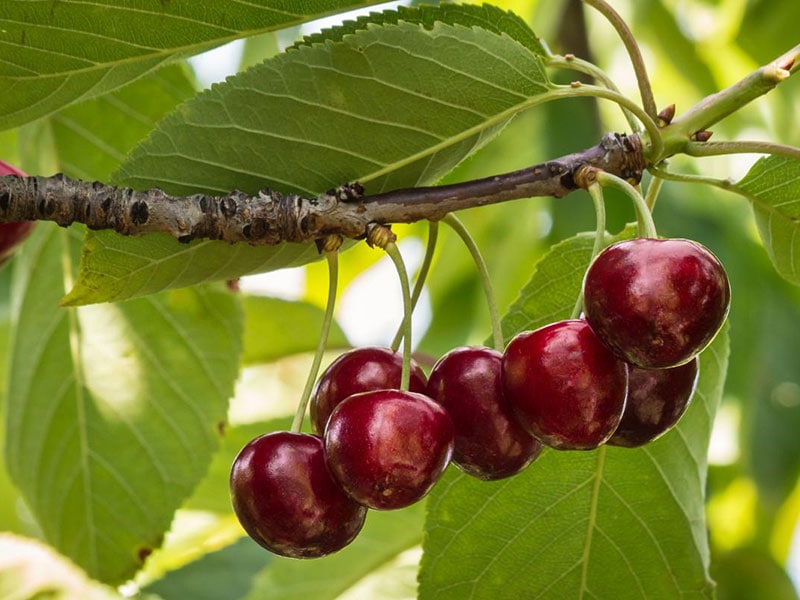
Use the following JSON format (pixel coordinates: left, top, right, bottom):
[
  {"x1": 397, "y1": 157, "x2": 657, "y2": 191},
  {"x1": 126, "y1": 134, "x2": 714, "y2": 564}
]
[
  {"x1": 0, "y1": 133, "x2": 644, "y2": 247},
  {"x1": 684, "y1": 140, "x2": 800, "y2": 162}
]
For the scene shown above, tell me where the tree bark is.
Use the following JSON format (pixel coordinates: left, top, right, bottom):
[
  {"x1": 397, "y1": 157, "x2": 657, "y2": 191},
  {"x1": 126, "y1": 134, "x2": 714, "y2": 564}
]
[{"x1": 0, "y1": 133, "x2": 643, "y2": 246}]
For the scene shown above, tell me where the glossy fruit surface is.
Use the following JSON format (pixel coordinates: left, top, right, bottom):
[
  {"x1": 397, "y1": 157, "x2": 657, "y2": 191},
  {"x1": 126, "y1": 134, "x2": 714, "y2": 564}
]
[
  {"x1": 427, "y1": 346, "x2": 542, "y2": 480},
  {"x1": 608, "y1": 357, "x2": 699, "y2": 448},
  {"x1": 0, "y1": 160, "x2": 35, "y2": 266},
  {"x1": 230, "y1": 432, "x2": 367, "y2": 558},
  {"x1": 324, "y1": 389, "x2": 453, "y2": 510},
  {"x1": 310, "y1": 346, "x2": 427, "y2": 434},
  {"x1": 502, "y1": 319, "x2": 628, "y2": 450},
  {"x1": 583, "y1": 238, "x2": 730, "y2": 368}
]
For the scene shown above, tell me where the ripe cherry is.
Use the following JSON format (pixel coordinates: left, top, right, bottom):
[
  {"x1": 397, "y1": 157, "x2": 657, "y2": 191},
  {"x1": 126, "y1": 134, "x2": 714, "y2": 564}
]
[
  {"x1": 0, "y1": 160, "x2": 35, "y2": 267},
  {"x1": 427, "y1": 346, "x2": 542, "y2": 480},
  {"x1": 324, "y1": 389, "x2": 453, "y2": 510},
  {"x1": 230, "y1": 431, "x2": 367, "y2": 558},
  {"x1": 583, "y1": 238, "x2": 730, "y2": 369},
  {"x1": 608, "y1": 357, "x2": 699, "y2": 448},
  {"x1": 310, "y1": 346, "x2": 427, "y2": 434},
  {"x1": 502, "y1": 319, "x2": 628, "y2": 450}
]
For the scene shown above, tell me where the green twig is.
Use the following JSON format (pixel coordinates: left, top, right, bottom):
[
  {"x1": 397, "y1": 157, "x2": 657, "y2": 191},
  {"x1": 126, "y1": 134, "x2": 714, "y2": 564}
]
[
  {"x1": 643, "y1": 174, "x2": 665, "y2": 211},
  {"x1": 660, "y1": 43, "x2": 799, "y2": 157},
  {"x1": 291, "y1": 247, "x2": 339, "y2": 433},
  {"x1": 442, "y1": 213, "x2": 504, "y2": 352}
]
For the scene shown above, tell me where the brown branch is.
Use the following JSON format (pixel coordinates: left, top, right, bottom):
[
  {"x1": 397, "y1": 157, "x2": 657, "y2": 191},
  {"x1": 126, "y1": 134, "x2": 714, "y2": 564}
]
[{"x1": 0, "y1": 133, "x2": 643, "y2": 246}]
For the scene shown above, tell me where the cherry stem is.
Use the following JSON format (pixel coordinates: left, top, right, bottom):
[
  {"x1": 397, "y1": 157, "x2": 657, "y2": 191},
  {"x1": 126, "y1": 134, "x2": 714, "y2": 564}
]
[
  {"x1": 391, "y1": 220, "x2": 439, "y2": 352},
  {"x1": 383, "y1": 241, "x2": 413, "y2": 391},
  {"x1": 290, "y1": 247, "x2": 339, "y2": 433},
  {"x1": 442, "y1": 213, "x2": 505, "y2": 352},
  {"x1": 546, "y1": 53, "x2": 640, "y2": 133},
  {"x1": 643, "y1": 174, "x2": 664, "y2": 212},
  {"x1": 581, "y1": 0, "x2": 658, "y2": 121},
  {"x1": 571, "y1": 182, "x2": 607, "y2": 320},
  {"x1": 596, "y1": 171, "x2": 657, "y2": 238}
]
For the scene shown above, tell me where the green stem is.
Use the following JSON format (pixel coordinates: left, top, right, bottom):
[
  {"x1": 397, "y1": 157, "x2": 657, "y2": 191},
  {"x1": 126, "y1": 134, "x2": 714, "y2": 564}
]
[
  {"x1": 549, "y1": 83, "x2": 663, "y2": 161},
  {"x1": 660, "y1": 44, "x2": 799, "y2": 157},
  {"x1": 571, "y1": 182, "x2": 607, "y2": 320},
  {"x1": 648, "y1": 164, "x2": 737, "y2": 192},
  {"x1": 643, "y1": 174, "x2": 665, "y2": 211},
  {"x1": 684, "y1": 140, "x2": 800, "y2": 162},
  {"x1": 582, "y1": 0, "x2": 658, "y2": 120},
  {"x1": 391, "y1": 220, "x2": 439, "y2": 352},
  {"x1": 546, "y1": 54, "x2": 640, "y2": 132},
  {"x1": 442, "y1": 213, "x2": 504, "y2": 352},
  {"x1": 291, "y1": 250, "x2": 339, "y2": 433},
  {"x1": 596, "y1": 170, "x2": 657, "y2": 238},
  {"x1": 383, "y1": 242, "x2": 413, "y2": 391}
]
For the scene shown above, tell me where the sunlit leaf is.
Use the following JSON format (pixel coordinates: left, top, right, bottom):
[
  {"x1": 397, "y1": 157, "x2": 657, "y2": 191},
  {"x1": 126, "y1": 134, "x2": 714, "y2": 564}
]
[
  {"x1": 64, "y1": 16, "x2": 550, "y2": 304},
  {"x1": 0, "y1": 0, "x2": 378, "y2": 128},
  {"x1": 0, "y1": 533, "x2": 122, "y2": 600},
  {"x1": 242, "y1": 296, "x2": 350, "y2": 365},
  {"x1": 738, "y1": 155, "x2": 800, "y2": 285},
  {"x1": 4, "y1": 225, "x2": 243, "y2": 584},
  {"x1": 418, "y1": 230, "x2": 729, "y2": 599}
]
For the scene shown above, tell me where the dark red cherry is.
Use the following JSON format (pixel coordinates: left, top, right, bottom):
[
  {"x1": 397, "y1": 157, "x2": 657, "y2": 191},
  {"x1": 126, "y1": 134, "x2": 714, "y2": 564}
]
[
  {"x1": 427, "y1": 346, "x2": 542, "y2": 480},
  {"x1": 311, "y1": 347, "x2": 427, "y2": 434},
  {"x1": 502, "y1": 319, "x2": 628, "y2": 450},
  {"x1": 608, "y1": 357, "x2": 699, "y2": 448},
  {"x1": 230, "y1": 431, "x2": 367, "y2": 558},
  {"x1": 0, "y1": 160, "x2": 35, "y2": 266},
  {"x1": 324, "y1": 390, "x2": 453, "y2": 510},
  {"x1": 583, "y1": 238, "x2": 730, "y2": 368}
]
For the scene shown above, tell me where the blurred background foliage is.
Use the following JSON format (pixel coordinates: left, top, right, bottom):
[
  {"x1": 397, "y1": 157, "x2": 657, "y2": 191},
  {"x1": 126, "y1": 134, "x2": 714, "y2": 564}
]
[{"x1": 1, "y1": 0, "x2": 799, "y2": 597}]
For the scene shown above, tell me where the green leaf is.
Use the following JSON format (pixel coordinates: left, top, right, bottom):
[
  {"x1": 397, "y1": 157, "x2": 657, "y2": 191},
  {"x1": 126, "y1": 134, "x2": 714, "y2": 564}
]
[
  {"x1": 4, "y1": 225, "x2": 243, "y2": 584},
  {"x1": 65, "y1": 17, "x2": 551, "y2": 305},
  {"x1": 143, "y1": 537, "x2": 270, "y2": 600},
  {"x1": 293, "y1": 3, "x2": 548, "y2": 56},
  {"x1": 242, "y1": 296, "x2": 350, "y2": 365},
  {"x1": 50, "y1": 63, "x2": 197, "y2": 182},
  {"x1": 0, "y1": 0, "x2": 378, "y2": 129},
  {"x1": 418, "y1": 230, "x2": 729, "y2": 600},
  {"x1": 0, "y1": 533, "x2": 123, "y2": 600},
  {"x1": 738, "y1": 155, "x2": 800, "y2": 285}
]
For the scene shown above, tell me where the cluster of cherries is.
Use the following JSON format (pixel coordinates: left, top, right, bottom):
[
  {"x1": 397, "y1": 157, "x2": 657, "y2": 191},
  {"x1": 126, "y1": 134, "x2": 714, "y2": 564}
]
[{"x1": 230, "y1": 236, "x2": 730, "y2": 559}]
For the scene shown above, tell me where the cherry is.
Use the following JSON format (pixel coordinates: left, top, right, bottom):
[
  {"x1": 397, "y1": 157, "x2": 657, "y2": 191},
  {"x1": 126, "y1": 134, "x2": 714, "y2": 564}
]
[
  {"x1": 230, "y1": 431, "x2": 367, "y2": 558},
  {"x1": 426, "y1": 346, "x2": 542, "y2": 480},
  {"x1": 608, "y1": 357, "x2": 699, "y2": 448},
  {"x1": 502, "y1": 319, "x2": 628, "y2": 450},
  {"x1": 310, "y1": 346, "x2": 427, "y2": 434},
  {"x1": 324, "y1": 389, "x2": 453, "y2": 510},
  {"x1": 583, "y1": 238, "x2": 730, "y2": 369},
  {"x1": 0, "y1": 160, "x2": 35, "y2": 267}
]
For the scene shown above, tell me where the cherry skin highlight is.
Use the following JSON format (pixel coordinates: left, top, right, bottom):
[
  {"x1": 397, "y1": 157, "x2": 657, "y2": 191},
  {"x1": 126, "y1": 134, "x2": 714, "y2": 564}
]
[
  {"x1": 0, "y1": 160, "x2": 35, "y2": 267},
  {"x1": 427, "y1": 346, "x2": 542, "y2": 480},
  {"x1": 310, "y1": 346, "x2": 427, "y2": 434},
  {"x1": 608, "y1": 357, "x2": 699, "y2": 448},
  {"x1": 502, "y1": 319, "x2": 628, "y2": 450},
  {"x1": 230, "y1": 431, "x2": 367, "y2": 558},
  {"x1": 583, "y1": 238, "x2": 730, "y2": 368},
  {"x1": 324, "y1": 389, "x2": 454, "y2": 510}
]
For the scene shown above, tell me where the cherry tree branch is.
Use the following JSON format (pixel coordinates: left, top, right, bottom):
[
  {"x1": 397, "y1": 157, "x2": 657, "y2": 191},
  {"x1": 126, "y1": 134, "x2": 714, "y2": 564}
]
[{"x1": 0, "y1": 133, "x2": 643, "y2": 246}]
